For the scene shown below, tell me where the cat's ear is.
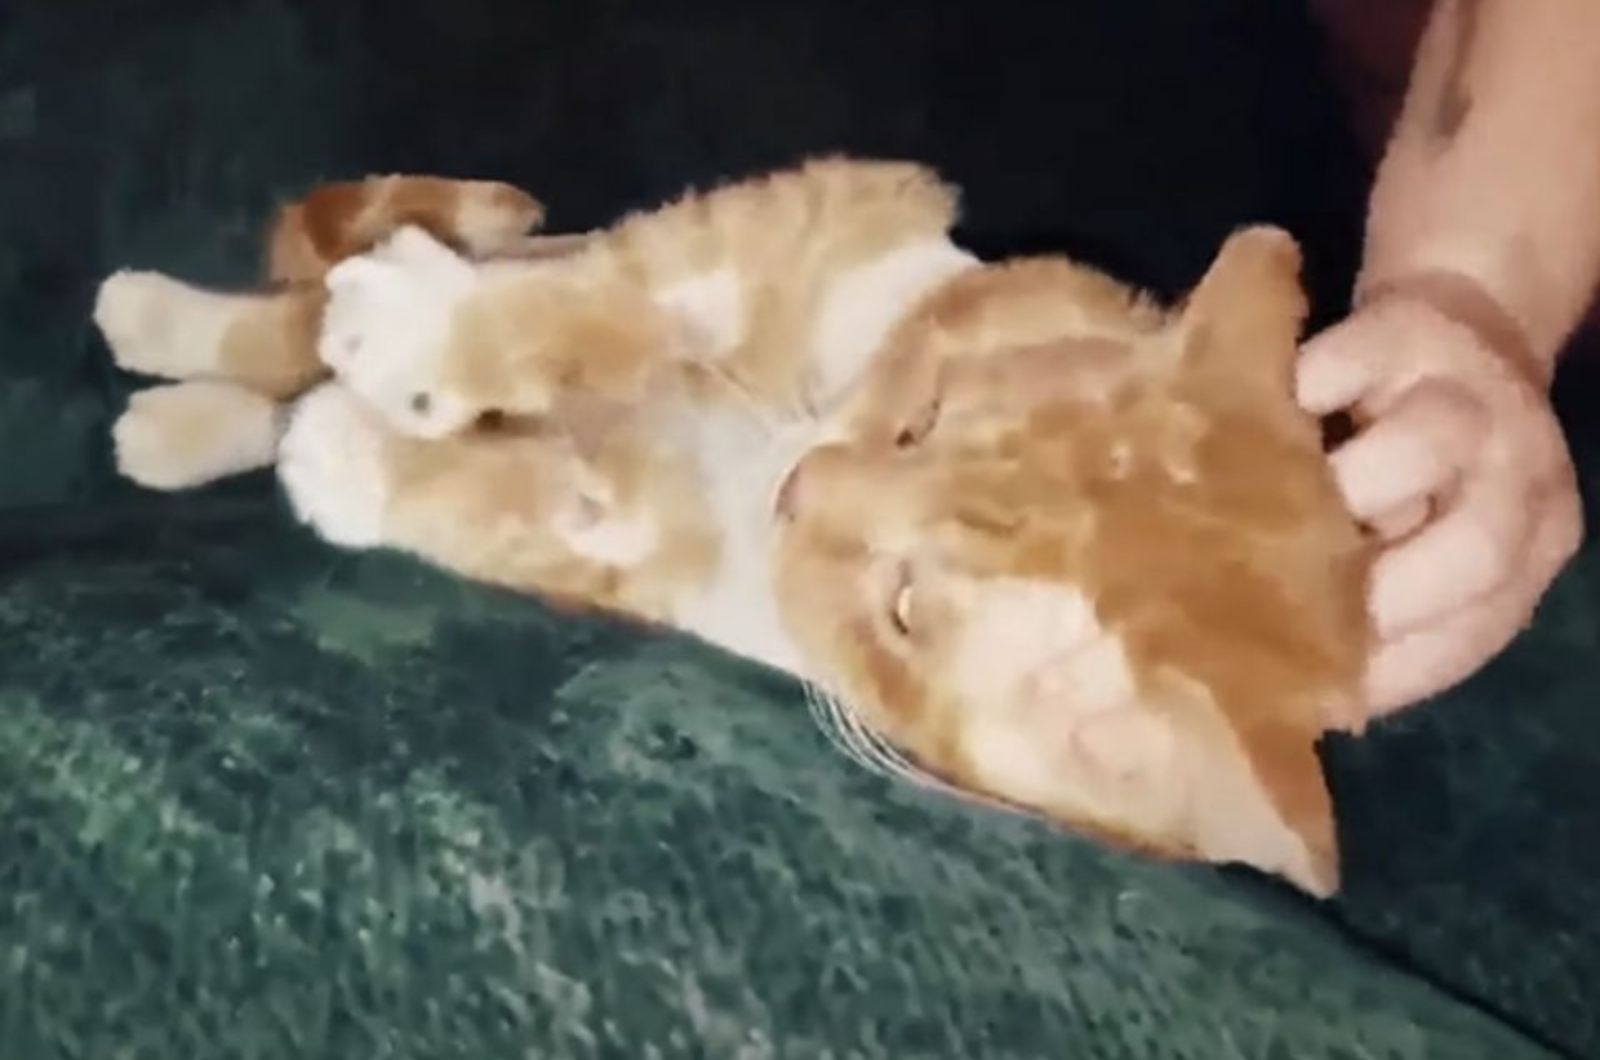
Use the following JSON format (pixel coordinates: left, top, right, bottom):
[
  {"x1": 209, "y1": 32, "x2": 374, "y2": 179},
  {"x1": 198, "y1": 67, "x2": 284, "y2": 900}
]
[
  {"x1": 1175, "y1": 225, "x2": 1309, "y2": 399},
  {"x1": 1206, "y1": 716, "x2": 1340, "y2": 897},
  {"x1": 1251, "y1": 726, "x2": 1339, "y2": 895}
]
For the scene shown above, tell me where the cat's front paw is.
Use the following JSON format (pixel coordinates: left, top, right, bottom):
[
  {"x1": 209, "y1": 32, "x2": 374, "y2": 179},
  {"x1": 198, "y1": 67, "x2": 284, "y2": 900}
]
[
  {"x1": 318, "y1": 226, "x2": 483, "y2": 440},
  {"x1": 278, "y1": 384, "x2": 395, "y2": 548}
]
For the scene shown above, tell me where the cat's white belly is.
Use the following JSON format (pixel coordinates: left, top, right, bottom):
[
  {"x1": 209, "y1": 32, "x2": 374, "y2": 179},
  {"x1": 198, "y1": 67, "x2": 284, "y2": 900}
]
[
  {"x1": 668, "y1": 236, "x2": 980, "y2": 677},
  {"x1": 670, "y1": 412, "x2": 819, "y2": 675},
  {"x1": 806, "y1": 237, "x2": 979, "y2": 403}
]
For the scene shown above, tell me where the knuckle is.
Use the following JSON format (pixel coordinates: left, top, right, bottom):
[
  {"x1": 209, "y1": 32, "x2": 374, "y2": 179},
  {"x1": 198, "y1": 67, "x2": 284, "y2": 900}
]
[
  {"x1": 1456, "y1": 513, "x2": 1518, "y2": 587},
  {"x1": 1550, "y1": 500, "x2": 1585, "y2": 564}
]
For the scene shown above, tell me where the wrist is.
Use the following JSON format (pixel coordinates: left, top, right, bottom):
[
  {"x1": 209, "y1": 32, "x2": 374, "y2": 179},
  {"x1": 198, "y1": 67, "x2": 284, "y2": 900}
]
[{"x1": 1354, "y1": 268, "x2": 1550, "y2": 388}]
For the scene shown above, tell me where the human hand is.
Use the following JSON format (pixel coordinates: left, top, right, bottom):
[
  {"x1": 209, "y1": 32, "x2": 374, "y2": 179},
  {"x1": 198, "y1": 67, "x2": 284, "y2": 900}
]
[{"x1": 1296, "y1": 281, "x2": 1584, "y2": 721}]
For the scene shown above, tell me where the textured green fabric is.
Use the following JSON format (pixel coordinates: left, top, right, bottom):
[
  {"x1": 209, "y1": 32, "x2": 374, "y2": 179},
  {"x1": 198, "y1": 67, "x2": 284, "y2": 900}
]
[{"x1": 0, "y1": 512, "x2": 1566, "y2": 1059}]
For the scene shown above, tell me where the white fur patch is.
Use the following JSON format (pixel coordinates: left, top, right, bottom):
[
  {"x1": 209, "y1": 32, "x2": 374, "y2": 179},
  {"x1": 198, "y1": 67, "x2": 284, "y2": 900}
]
[
  {"x1": 95, "y1": 270, "x2": 260, "y2": 380},
  {"x1": 950, "y1": 578, "x2": 1164, "y2": 817},
  {"x1": 319, "y1": 226, "x2": 483, "y2": 439},
  {"x1": 670, "y1": 407, "x2": 816, "y2": 675},
  {"x1": 808, "y1": 238, "x2": 978, "y2": 406},
  {"x1": 950, "y1": 579, "x2": 1118, "y2": 709},
  {"x1": 278, "y1": 383, "x2": 393, "y2": 548},
  {"x1": 948, "y1": 578, "x2": 1334, "y2": 895},
  {"x1": 669, "y1": 239, "x2": 977, "y2": 674},
  {"x1": 654, "y1": 269, "x2": 745, "y2": 358}
]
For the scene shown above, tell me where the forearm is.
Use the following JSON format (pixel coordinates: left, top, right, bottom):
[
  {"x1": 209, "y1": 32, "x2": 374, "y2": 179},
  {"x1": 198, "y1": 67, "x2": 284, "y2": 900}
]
[{"x1": 1357, "y1": 0, "x2": 1600, "y2": 373}]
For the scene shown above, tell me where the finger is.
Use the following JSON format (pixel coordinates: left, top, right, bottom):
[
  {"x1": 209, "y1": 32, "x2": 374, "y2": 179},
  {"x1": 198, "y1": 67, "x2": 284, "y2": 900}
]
[
  {"x1": 1326, "y1": 379, "x2": 1486, "y2": 521},
  {"x1": 1365, "y1": 580, "x2": 1532, "y2": 719},
  {"x1": 1366, "y1": 459, "x2": 1533, "y2": 639},
  {"x1": 1296, "y1": 326, "x2": 1382, "y2": 415},
  {"x1": 1364, "y1": 500, "x2": 1582, "y2": 717}
]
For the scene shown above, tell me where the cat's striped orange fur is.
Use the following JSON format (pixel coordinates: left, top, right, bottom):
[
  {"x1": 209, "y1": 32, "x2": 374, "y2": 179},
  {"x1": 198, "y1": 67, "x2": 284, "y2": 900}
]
[{"x1": 97, "y1": 160, "x2": 1372, "y2": 896}]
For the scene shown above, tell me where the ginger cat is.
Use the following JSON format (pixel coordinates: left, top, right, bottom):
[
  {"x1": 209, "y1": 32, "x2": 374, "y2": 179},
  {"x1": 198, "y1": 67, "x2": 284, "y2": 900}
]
[{"x1": 96, "y1": 160, "x2": 1371, "y2": 896}]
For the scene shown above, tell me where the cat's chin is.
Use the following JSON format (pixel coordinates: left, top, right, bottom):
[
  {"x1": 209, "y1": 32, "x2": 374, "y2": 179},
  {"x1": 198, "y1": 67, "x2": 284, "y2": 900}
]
[{"x1": 673, "y1": 575, "x2": 809, "y2": 679}]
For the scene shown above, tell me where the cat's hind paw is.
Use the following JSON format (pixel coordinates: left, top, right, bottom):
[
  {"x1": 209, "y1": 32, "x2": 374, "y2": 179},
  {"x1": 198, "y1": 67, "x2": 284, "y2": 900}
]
[
  {"x1": 113, "y1": 381, "x2": 283, "y2": 491},
  {"x1": 278, "y1": 384, "x2": 394, "y2": 548},
  {"x1": 95, "y1": 270, "x2": 243, "y2": 381}
]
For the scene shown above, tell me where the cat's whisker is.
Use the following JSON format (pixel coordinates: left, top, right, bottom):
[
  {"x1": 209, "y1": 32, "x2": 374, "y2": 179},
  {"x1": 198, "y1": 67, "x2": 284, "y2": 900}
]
[
  {"x1": 827, "y1": 695, "x2": 905, "y2": 771},
  {"x1": 816, "y1": 686, "x2": 1030, "y2": 821},
  {"x1": 805, "y1": 679, "x2": 969, "y2": 797},
  {"x1": 803, "y1": 680, "x2": 896, "y2": 779},
  {"x1": 803, "y1": 680, "x2": 891, "y2": 777},
  {"x1": 837, "y1": 703, "x2": 950, "y2": 792}
]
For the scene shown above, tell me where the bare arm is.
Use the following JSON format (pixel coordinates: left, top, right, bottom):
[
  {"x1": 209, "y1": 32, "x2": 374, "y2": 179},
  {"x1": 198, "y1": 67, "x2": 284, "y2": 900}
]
[
  {"x1": 1357, "y1": 0, "x2": 1600, "y2": 375},
  {"x1": 1293, "y1": 0, "x2": 1595, "y2": 716}
]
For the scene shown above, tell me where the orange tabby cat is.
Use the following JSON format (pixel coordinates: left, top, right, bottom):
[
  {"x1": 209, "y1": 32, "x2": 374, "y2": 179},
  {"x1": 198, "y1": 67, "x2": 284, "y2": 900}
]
[
  {"x1": 97, "y1": 160, "x2": 1372, "y2": 895},
  {"x1": 775, "y1": 241, "x2": 1370, "y2": 891}
]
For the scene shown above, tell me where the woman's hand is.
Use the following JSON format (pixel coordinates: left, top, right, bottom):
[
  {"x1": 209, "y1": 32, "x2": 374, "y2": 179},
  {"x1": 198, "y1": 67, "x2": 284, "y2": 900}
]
[{"x1": 1296, "y1": 283, "x2": 1584, "y2": 721}]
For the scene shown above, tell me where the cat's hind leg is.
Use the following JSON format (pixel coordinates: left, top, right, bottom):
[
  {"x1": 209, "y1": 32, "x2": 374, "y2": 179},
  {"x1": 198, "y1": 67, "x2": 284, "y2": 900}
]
[{"x1": 95, "y1": 271, "x2": 327, "y2": 398}]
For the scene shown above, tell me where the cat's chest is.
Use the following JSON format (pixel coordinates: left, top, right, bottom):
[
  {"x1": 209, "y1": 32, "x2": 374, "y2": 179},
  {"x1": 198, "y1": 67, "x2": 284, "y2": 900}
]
[
  {"x1": 668, "y1": 405, "x2": 822, "y2": 675},
  {"x1": 657, "y1": 237, "x2": 979, "y2": 676}
]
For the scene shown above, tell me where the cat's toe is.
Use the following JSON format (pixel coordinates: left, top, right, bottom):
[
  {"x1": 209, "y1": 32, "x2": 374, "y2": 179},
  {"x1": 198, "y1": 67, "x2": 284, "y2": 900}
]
[{"x1": 278, "y1": 384, "x2": 393, "y2": 548}]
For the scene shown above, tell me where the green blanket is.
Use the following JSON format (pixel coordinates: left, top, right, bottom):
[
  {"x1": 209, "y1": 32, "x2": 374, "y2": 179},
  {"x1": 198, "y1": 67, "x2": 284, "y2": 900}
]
[{"x1": 0, "y1": 509, "x2": 1578, "y2": 1059}]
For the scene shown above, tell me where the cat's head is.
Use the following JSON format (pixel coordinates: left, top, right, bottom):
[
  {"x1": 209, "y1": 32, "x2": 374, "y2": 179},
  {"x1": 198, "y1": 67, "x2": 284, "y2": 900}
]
[{"x1": 773, "y1": 227, "x2": 1370, "y2": 896}]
